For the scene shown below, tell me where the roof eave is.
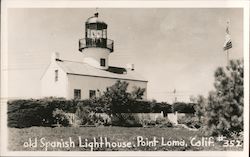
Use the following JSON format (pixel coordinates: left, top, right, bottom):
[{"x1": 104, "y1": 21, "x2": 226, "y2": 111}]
[{"x1": 66, "y1": 72, "x2": 148, "y2": 83}]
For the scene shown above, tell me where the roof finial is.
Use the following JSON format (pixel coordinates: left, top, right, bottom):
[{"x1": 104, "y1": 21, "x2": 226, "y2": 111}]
[
  {"x1": 226, "y1": 19, "x2": 230, "y2": 34},
  {"x1": 94, "y1": 8, "x2": 99, "y2": 17}
]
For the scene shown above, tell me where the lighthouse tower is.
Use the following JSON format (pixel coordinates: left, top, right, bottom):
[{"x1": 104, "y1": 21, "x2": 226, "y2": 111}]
[
  {"x1": 41, "y1": 12, "x2": 147, "y2": 100},
  {"x1": 79, "y1": 13, "x2": 114, "y2": 70}
]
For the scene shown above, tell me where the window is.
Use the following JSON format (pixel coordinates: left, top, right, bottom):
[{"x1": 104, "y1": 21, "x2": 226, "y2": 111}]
[
  {"x1": 100, "y1": 58, "x2": 106, "y2": 67},
  {"x1": 74, "y1": 89, "x2": 81, "y2": 99},
  {"x1": 89, "y1": 90, "x2": 96, "y2": 98},
  {"x1": 55, "y1": 70, "x2": 58, "y2": 82}
]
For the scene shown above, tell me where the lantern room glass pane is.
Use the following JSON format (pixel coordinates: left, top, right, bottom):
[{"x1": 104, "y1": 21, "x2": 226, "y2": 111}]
[
  {"x1": 87, "y1": 29, "x2": 91, "y2": 38},
  {"x1": 103, "y1": 29, "x2": 107, "y2": 38},
  {"x1": 96, "y1": 30, "x2": 102, "y2": 38}
]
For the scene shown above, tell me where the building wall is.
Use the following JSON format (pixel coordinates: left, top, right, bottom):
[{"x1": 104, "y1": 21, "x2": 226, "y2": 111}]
[
  {"x1": 41, "y1": 61, "x2": 68, "y2": 98},
  {"x1": 67, "y1": 74, "x2": 147, "y2": 99}
]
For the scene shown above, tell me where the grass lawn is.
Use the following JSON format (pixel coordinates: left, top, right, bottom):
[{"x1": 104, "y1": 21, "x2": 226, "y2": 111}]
[{"x1": 8, "y1": 127, "x2": 243, "y2": 151}]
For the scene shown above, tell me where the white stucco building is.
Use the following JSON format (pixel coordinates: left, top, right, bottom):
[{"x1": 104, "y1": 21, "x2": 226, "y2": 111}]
[{"x1": 41, "y1": 13, "x2": 147, "y2": 99}]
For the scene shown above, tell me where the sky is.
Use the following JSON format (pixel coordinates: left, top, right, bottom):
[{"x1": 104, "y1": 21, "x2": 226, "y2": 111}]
[{"x1": 7, "y1": 8, "x2": 243, "y2": 102}]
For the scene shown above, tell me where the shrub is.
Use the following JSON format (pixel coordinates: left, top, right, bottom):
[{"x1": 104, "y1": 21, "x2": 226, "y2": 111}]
[
  {"x1": 111, "y1": 113, "x2": 142, "y2": 127},
  {"x1": 7, "y1": 99, "x2": 50, "y2": 128},
  {"x1": 88, "y1": 112, "x2": 107, "y2": 126},
  {"x1": 52, "y1": 108, "x2": 71, "y2": 127},
  {"x1": 7, "y1": 96, "x2": 172, "y2": 128},
  {"x1": 140, "y1": 117, "x2": 173, "y2": 128},
  {"x1": 95, "y1": 114, "x2": 111, "y2": 126},
  {"x1": 230, "y1": 131, "x2": 243, "y2": 144},
  {"x1": 75, "y1": 105, "x2": 92, "y2": 125},
  {"x1": 142, "y1": 120, "x2": 156, "y2": 127},
  {"x1": 178, "y1": 116, "x2": 202, "y2": 129},
  {"x1": 75, "y1": 104, "x2": 109, "y2": 126},
  {"x1": 156, "y1": 117, "x2": 173, "y2": 127},
  {"x1": 155, "y1": 117, "x2": 165, "y2": 124},
  {"x1": 7, "y1": 98, "x2": 87, "y2": 128}
]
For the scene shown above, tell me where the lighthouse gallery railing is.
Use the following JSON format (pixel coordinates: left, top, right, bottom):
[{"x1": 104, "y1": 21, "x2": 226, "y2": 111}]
[{"x1": 79, "y1": 38, "x2": 114, "y2": 52}]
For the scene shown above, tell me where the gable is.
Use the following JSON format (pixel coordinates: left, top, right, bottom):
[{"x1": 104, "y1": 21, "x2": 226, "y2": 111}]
[{"x1": 40, "y1": 60, "x2": 67, "y2": 81}]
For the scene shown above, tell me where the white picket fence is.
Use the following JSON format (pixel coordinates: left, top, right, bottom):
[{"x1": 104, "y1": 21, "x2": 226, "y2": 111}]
[{"x1": 65, "y1": 111, "x2": 188, "y2": 126}]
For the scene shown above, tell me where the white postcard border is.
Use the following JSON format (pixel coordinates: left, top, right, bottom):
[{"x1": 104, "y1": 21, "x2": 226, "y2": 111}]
[{"x1": 1, "y1": 0, "x2": 249, "y2": 157}]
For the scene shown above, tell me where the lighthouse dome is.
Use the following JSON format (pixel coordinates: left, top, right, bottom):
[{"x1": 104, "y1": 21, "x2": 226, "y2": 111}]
[{"x1": 86, "y1": 13, "x2": 106, "y2": 24}]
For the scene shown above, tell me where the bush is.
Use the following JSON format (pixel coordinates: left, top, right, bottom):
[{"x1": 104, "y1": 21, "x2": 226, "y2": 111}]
[
  {"x1": 155, "y1": 117, "x2": 165, "y2": 124},
  {"x1": 140, "y1": 117, "x2": 173, "y2": 128},
  {"x1": 75, "y1": 104, "x2": 109, "y2": 126},
  {"x1": 178, "y1": 116, "x2": 202, "y2": 129},
  {"x1": 7, "y1": 98, "x2": 89, "y2": 128},
  {"x1": 75, "y1": 105, "x2": 92, "y2": 125},
  {"x1": 155, "y1": 117, "x2": 173, "y2": 127},
  {"x1": 7, "y1": 96, "x2": 171, "y2": 128},
  {"x1": 111, "y1": 113, "x2": 142, "y2": 127},
  {"x1": 52, "y1": 108, "x2": 71, "y2": 127},
  {"x1": 140, "y1": 119, "x2": 156, "y2": 127},
  {"x1": 94, "y1": 114, "x2": 111, "y2": 126},
  {"x1": 7, "y1": 99, "x2": 50, "y2": 128},
  {"x1": 230, "y1": 131, "x2": 243, "y2": 143}
]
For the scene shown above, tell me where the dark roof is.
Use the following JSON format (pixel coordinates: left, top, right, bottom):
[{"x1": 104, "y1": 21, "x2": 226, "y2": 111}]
[
  {"x1": 86, "y1": 13, "x2": 106, "y2": 24},
  {"x1": 106, "y1": 66, "x2": 127, "y2": 74}
]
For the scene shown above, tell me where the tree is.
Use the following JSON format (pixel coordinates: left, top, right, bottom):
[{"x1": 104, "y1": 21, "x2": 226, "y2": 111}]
[
  {"x1": 192, "y1": 95, "x2": 207, "y2": 123},
  {"x1": 131, "y1": 87, "x2": 146, "y2": 100},
  {"x1": 100, "y1": 80, "x2": 146, "y2": 115},
  {"x1": 98, "y1": 80, "x2": 146, "y2": 127},
  {"x1": 101, "y1": 80, "x2": 130, "y2": 114},
  {"x1": 204, "y1": 60, "x2": 243, "y2": 136}
]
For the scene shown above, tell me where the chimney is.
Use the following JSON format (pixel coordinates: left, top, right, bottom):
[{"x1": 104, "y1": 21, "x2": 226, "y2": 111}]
[
  {"x1": 51, "y1": 52, "x2": 60, "y2": 62},
  {"x1": 126, "y1": 63, "x2": 135, "y2": 71},
  {"x1": 94, "y1": 12, "x2": 99, "y2": 17}
]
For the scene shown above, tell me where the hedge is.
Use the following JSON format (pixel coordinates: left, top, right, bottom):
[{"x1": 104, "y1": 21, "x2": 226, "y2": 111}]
[
  {"x1": 172, "y1": 102, "x2": 196, "y2": 113},
  {"x1": 7, "y1": 98, "x2": 173, "y2": 128},
  {"x1": 8, "y1": 98, "x2": 81, "y2": 128}
]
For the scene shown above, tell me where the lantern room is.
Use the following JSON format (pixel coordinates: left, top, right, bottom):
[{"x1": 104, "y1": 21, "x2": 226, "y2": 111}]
[{"x1": 79, "y1": 13, "x2": 114, "y2": 52}]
